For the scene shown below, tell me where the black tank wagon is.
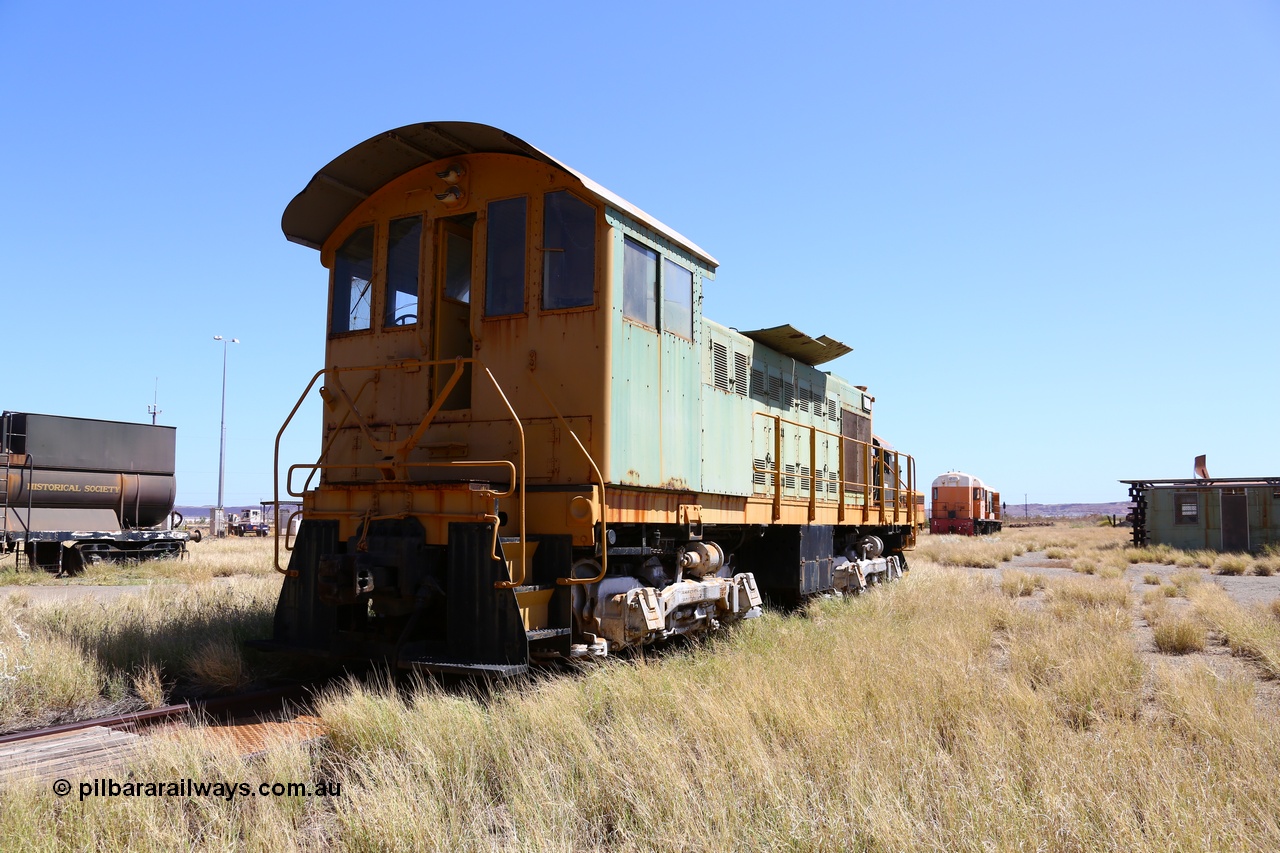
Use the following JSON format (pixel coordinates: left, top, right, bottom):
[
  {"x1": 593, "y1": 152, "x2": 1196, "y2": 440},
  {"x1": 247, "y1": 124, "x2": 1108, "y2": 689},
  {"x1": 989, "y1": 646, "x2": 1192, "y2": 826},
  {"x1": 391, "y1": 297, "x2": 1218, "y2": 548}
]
[{"x1": 0, "y1": 411, "x2": 187, "y2": 572}]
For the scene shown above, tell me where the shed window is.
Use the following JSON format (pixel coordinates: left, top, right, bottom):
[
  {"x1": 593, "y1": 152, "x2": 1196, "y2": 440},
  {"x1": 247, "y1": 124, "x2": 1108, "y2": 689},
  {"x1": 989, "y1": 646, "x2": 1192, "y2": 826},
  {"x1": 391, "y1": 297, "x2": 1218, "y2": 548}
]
[
  {"x1": 542, "y1": 191, "x2": 595, "y2": 309},
  {"x1": 384, "y1": 216, "x2": 421, "y2": 328},
  {"x1": 332, "y1": 225, "x2": 374, "y2": 334},
  {"x1": 485, "y1": 197, "x2": 526, "y2": 316},
  {"x1": 622, "y1": 237, "x2": 657, "y2": 327},
  {"x1": 1174, "y1": 492, "x2": 1199, "y2": 524},
  {"x1": 663, "y1": 258, "x2": 693, "y2": 339}
]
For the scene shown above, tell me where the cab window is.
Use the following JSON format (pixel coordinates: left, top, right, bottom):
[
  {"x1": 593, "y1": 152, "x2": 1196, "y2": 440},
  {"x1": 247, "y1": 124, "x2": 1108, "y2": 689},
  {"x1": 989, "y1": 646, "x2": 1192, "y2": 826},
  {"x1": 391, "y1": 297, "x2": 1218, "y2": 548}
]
[
  {"x1": 542, "y1": 191, "x2": 595, "y2": 309},
  {"x1": 662, "y1": 258, "x2": 693, "y2": 339},
  {"x1": 623, "y1": 237, "x2": 657, "y2": 327},
  {"x1": 485, "y1": 197, "x2": 526, "y2": 316},
  {"x1": 384, "y1": 216, "x2": 421, "y2": 327},
  {"x1": 332, "y1": 225, "x2": 374, "y2": 333}
]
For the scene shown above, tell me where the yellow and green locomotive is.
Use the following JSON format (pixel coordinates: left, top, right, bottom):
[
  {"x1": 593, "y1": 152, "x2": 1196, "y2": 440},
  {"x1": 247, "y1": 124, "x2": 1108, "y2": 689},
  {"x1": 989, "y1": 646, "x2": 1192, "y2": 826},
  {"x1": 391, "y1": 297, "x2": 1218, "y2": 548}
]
[{"x1": 265, "y1": 122, "x2": 922, "y2": 675}]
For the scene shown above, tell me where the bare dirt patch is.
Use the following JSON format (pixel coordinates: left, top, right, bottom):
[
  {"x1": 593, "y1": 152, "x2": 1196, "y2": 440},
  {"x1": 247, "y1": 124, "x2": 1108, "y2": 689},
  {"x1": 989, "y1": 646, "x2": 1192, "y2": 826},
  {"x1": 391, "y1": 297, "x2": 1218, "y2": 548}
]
[{"x1": 973, "y1": 550, "x2": 1280, "y2": 719}]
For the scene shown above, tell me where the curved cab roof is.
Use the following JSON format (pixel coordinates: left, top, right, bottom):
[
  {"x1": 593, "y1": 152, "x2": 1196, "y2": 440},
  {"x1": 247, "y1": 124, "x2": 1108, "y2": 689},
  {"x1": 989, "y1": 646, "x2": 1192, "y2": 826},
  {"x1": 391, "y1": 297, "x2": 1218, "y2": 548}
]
[
  {"x1": 281, "y1": 121, "x2": 717, "y2": 269},
  {"x1": 932, "y1": 471, "x2": 988, "y2": 489}
]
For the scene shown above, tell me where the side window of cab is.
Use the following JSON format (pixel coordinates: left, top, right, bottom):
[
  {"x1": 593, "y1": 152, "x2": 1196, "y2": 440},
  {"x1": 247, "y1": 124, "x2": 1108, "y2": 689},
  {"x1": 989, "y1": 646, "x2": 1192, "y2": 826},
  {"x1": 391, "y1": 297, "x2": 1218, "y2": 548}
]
[
  {"x1": 332, "y1": 225, "x2": 375, "y2": 334},
  {"x1": 542, "y1": 190, "x2": 595, "y2": 310}
]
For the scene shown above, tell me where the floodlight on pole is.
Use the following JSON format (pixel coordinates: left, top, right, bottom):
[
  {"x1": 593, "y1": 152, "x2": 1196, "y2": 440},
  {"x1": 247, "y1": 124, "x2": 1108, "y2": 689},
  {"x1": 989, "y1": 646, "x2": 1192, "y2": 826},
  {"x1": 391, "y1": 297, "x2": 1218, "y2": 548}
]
[{"x1": 214, "y1": 335, "x2": 239, "y2": 536}]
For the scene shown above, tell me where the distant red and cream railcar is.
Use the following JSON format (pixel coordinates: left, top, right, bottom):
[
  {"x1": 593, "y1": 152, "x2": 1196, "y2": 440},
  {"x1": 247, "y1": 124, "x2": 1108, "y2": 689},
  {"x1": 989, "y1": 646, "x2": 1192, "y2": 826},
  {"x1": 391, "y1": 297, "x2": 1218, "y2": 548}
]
[{"x1": 930, "y1": 472, "x2": 1001, "y2": 535}]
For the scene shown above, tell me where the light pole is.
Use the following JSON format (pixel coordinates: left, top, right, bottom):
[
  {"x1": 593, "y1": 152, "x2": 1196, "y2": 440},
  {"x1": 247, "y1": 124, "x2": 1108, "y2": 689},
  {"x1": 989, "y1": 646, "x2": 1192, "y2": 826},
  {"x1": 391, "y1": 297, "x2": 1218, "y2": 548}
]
[{"x1": 214, "y1": 335, "x2": 239, "y2": 536}]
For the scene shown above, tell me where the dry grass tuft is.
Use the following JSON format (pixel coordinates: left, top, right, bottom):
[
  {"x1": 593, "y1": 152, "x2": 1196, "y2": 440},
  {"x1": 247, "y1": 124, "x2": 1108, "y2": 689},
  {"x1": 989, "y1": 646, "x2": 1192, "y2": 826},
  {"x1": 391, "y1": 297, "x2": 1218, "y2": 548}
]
[
  {"x1": 1142, "y1": 572, "x2": 1161, "y2": 585},
  {"x1": 1145, "y1": 602, "x2": 1208, "y2": 655},
  {"x1": 1190, "y1": 585, "x2": 1280, "y2": 678},
  {"x1": 1072, "y1": 558, "x2": 1099, "y2": 575},
  {"x1": 1170, "y1": 570, "x2": 1203, "y2": 596},
  {"x1": 1045, "y1": 577, "x2": 1131, "y2": 617},
  {"x1": 1188, "y1": 550, "x2": 1218, "y2": 569},
  {"x1": 184, "y1": 638, "x2": 247, "y2": 692},
  {"x1": 1213, "y1": 554, "x2": 1250, "y2": 576},
  {"x1": 1000, "y1": 569, "x2": 1041, "y2": 598},
  {"x1": 131, "y1": 661, "x2": 169, "y2": 709},
  {"x1": 1251, "y1": 557, "x2": 1278, "y2": 577},
  {"x1": 1124, "y1": 545, "x2": 1179, "y2": 565}
]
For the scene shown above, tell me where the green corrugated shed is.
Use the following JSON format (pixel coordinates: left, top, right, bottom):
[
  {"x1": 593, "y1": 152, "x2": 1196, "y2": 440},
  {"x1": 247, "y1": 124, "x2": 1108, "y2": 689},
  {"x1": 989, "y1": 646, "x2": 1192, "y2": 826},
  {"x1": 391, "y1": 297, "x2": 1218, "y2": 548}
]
[{"x1": 1122, "y1": 478, "x2": 1280, "y2": 552}]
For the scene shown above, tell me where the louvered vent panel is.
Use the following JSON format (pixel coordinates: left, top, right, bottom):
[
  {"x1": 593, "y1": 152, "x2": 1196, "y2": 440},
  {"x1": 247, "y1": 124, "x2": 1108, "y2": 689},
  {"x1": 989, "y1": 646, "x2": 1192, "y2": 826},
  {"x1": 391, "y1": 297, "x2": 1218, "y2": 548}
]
[
  {"x1": 752, "y1": 369, "x2": 767, "y2": 398},
  {"x1": 734, "y1": 353, "x2": 749, "y2": 396},
  {"x1": 712, "y1": 342, "x2": 730, "y2": 391}
]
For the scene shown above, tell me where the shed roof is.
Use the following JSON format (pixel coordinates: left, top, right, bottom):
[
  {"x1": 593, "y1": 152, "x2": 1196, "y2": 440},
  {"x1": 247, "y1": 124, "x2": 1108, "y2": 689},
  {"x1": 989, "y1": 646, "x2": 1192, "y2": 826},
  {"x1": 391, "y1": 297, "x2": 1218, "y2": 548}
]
[
  {"x1": 281, "y1": 121, "x2": 718, "y2": 269},
  {"x1": 1120, "y1": 478, "x2": 1280, "y2": 489}
]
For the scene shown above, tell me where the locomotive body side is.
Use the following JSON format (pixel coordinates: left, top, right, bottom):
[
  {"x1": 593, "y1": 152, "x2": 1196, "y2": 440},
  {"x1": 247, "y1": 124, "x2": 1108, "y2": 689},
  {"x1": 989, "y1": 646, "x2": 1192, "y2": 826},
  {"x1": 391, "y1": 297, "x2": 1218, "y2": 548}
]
[
  {"x1": 929, "y1": 471, "x2": 1002, "y2": 535},
  {"x1": 266, "y1": 123, "x2": 922, "y2": 675}
]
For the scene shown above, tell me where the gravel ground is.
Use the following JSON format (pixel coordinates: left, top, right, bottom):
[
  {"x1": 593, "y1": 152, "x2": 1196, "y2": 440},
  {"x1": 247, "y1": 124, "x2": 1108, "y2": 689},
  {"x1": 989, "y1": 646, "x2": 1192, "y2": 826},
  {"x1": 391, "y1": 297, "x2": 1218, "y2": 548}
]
[{"x1": 988, "y1": 550, "x2": 1280, "y2": 608}]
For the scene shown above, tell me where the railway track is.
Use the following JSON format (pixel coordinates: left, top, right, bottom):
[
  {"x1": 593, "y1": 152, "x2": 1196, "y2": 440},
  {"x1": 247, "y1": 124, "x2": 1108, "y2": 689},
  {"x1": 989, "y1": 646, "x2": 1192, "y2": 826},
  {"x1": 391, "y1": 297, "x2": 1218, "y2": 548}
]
[{"x1": 0, "y1": 685, "x2": 324, "y2": 786}]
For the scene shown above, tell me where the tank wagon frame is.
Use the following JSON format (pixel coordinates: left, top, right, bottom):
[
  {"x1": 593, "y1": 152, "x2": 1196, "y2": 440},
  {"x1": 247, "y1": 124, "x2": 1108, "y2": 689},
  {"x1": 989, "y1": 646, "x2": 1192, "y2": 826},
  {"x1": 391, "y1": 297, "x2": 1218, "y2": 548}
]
[
  {"x1": 0, "y1": 412, "x2": 187, "y2": 572},
  {"x1": 260, "y1": 122, "x2": 924, "y2": 676}
]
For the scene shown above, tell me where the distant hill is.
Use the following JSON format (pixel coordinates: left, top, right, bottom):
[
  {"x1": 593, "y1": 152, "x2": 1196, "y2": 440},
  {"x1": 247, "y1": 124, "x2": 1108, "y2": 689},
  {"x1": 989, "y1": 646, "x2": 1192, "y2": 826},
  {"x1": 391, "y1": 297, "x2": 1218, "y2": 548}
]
[
  {"x1": 176, "y1": 503, "x2": 300, "y2": 520},
  {"x1": 999, "y1": 501, "x2": 1130, "y2": 519}
]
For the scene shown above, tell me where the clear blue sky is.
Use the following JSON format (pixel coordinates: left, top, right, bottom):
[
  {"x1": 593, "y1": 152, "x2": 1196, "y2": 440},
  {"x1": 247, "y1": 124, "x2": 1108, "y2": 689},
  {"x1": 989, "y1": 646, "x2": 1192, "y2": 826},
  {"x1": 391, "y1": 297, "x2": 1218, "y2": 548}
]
[{"x1": 2, "y1": 1, "x2": 1277, "y2": 506}]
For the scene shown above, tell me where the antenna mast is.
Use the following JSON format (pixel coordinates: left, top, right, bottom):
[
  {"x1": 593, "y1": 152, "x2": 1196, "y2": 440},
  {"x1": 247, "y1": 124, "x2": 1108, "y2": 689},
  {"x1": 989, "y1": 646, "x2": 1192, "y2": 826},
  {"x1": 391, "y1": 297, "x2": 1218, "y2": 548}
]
[{"x1": 148, "y1": 377, "x2": 161, "y2": 425}]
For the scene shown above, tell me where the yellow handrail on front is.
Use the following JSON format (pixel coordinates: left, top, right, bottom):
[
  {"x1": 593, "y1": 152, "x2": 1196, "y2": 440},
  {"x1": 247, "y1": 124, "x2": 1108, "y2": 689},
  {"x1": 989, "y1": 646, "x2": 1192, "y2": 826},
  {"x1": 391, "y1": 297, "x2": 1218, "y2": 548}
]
[{"x1": 273, "y1": 357, "x2": 526, "y2": 583}]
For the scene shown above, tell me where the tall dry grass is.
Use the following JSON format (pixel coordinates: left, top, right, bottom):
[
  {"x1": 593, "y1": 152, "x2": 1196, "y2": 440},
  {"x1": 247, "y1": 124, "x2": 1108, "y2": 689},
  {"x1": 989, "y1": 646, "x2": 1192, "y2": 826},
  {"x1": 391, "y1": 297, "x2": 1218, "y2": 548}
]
[
  {"x1": 0, "y1": 577, "x2": 278, "y2": 731},
  {"x1": 914, "y1": 535, "x2": 1024, "y2": 568},
  {"x1": 4, "y1": 558, "x2": 1279, "y2": 850},
  {"x1": 1190, "y1": 584, "x2": 1280, "y2": 679}
]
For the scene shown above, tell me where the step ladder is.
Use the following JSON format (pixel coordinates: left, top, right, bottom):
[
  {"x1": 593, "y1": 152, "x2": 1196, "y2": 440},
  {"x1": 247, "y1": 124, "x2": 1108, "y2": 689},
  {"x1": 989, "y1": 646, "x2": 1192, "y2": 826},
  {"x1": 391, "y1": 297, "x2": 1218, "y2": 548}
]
[{"x1": 0, "y1": 413, "x2": 34, "y2": 560}]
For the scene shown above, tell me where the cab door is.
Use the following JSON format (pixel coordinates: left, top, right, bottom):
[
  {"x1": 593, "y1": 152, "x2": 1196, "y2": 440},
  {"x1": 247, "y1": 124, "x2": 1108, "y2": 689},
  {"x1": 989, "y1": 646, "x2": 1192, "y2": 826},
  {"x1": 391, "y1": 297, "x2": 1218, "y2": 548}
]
[{"x1": 434, "y1": 216, "x2": 474, "y2": 409}]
